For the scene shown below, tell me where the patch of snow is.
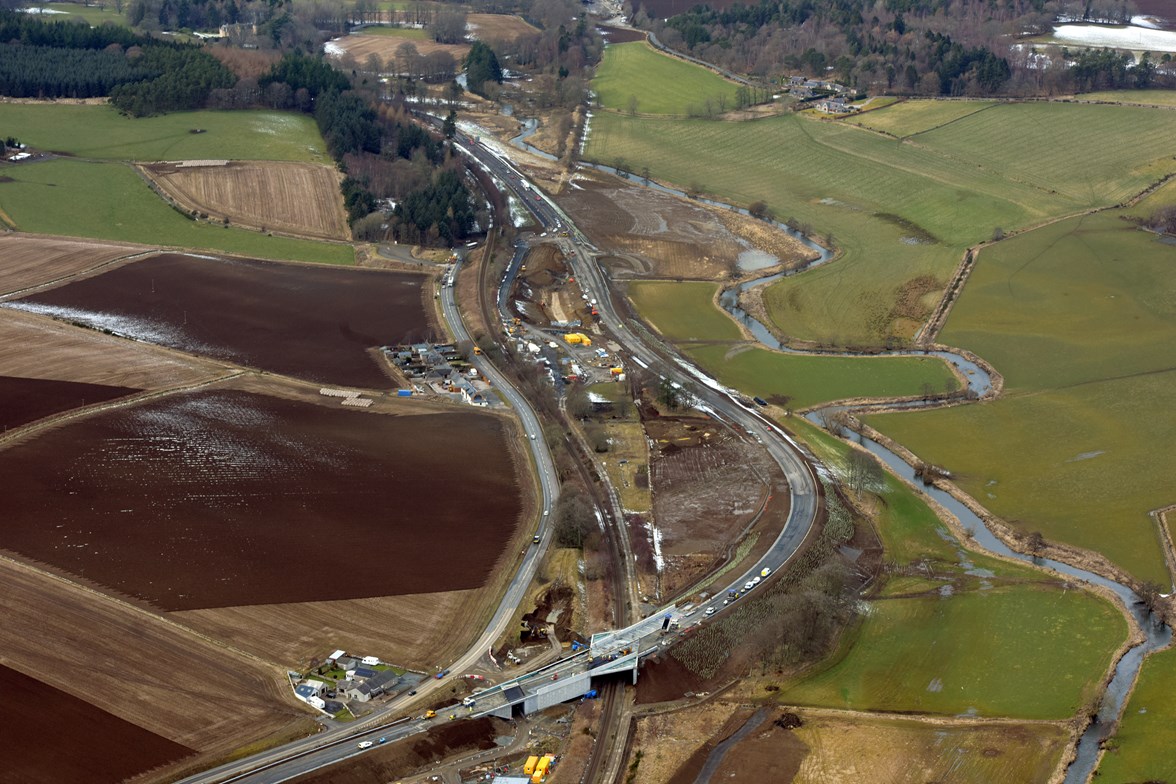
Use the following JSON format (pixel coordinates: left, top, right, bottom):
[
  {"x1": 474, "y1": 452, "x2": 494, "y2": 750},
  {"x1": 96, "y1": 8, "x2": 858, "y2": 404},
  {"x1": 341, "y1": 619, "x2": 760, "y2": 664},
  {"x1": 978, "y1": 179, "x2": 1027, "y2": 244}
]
[
  {"x1": 1052, "y1": 23, "x2": 1176, "y2": 52},
  {"x1": 323, "y1": 39, "x2": 347, "y2": 57},
  {"x1": 20, "y1": 6, "x2": 70, "y2": 13}
]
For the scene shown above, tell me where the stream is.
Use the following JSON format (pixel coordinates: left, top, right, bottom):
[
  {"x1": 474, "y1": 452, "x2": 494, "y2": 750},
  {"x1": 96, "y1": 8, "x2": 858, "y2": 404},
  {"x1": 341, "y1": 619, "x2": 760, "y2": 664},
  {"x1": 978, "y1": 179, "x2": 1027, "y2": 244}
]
[
  {"x1": 510, "y1": 120, "x2": 1169, "y2": 781},
  {"x1": 728, "y1": 263, "x2": 1167, "y2": 783}
]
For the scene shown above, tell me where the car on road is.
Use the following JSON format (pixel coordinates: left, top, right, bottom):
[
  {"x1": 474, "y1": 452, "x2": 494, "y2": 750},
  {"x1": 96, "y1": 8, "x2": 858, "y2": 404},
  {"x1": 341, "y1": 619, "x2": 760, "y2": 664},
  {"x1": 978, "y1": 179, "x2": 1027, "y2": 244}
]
[
  {"x1": 705, "y1": 607, "x2": 715, "y2": 616},
  {"x1": 378, "y1": 737, "x2": 388, "y2": 744},
  {"x1": 435, "y1": 669, "x2": 450, "y2": 679},
  {"x1": 760, "y1": 567, "x2": 771, "y2": 578},
  {"x1": 532, "y1": 534, "x2": 541, "y2": 544},
  {"x1": 744, "y1": 581, "x2": 754, "y2": 591},
  {"x1": 358, "y1": 741, "x2": 373, "y2": 750},
  {"x1": 753, "y1": 576, "x2": 762, "y2": 585},
  {"x1": 408, "y1": 690, "x2": 417, "y2": 696}
]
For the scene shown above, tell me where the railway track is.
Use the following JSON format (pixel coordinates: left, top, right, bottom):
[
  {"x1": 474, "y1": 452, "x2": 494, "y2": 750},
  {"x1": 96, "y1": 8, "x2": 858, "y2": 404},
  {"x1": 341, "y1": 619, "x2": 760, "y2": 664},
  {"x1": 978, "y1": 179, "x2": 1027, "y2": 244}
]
[{"x1": 464, "y1": 158, "x2": 636, "y2": 784}]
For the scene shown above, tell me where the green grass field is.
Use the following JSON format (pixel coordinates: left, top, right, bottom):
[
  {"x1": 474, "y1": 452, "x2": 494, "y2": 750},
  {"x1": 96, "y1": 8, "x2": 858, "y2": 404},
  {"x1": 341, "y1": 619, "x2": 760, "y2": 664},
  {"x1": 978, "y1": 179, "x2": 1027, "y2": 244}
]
[
  {"x1": 627, "y1": 281, "x2": 742, "y2": 341},
  {"x1": 357, "y1": 25, "x2": 429, "y2": 38},
  {"x1": 625, "y1": 280, "x2": 959, "y2": 408},
  {"x1": 779, "y1": 582, "x2": 1125, "y2": 719},
  {"x1": 1096, "y1": 646, "x2": 1176, "y2": 782},
  {"x1": 33, "y1": 2, "x2": 130, "y2": 26},
  {"x1": 1077, "y1": 89, "x2": 1176, "y2": 106},
  {"x1": 584, "y1": 102, "x2": 1176, "y2": 345},
  {"x1": 867, "y1": 207, "x2": 1176, "y2": 583},
  {"x1": 686, "y1": 344, "x2": 958, "y2": 410},
  {"x1": 774, "y1": 417, "x2": 1127, "y2": 721},
  {"x1": 0, "y1": 159, "x2": 353, "y2": 264},
  {"x1": 0, "y1": 105, "x2": 328, "y2": 162},
  {"x1": 847, "y1": 99, "x2": 997, "y2": 137},
  {"x1": 592, "y1": 42, "x2": 742, "y2": 116}
]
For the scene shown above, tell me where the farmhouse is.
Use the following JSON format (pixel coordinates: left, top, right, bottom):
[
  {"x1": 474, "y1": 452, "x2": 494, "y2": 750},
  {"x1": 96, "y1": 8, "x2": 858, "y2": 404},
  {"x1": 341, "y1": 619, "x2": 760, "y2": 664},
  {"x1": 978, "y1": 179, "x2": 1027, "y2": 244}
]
[{"x1": 293, "y1": 679, "x2": 328, "y2": 703}]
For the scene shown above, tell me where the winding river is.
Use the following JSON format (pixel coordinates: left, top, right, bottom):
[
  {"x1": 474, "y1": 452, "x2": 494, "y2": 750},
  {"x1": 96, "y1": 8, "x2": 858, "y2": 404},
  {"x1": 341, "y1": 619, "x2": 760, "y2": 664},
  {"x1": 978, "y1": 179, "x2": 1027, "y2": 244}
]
[
  {"x1": 724, "y1": 230, "x2": 1169, "y2": 784},
  {"x1": 510, "y1": 119, "x2": 1170, "y2": 780}
]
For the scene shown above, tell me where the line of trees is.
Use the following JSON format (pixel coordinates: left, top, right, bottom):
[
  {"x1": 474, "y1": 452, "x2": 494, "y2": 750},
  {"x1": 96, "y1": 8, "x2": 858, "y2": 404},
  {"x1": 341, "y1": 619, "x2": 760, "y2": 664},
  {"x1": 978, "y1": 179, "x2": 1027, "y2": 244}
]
[
  {"x1": 0, "y1": 44, "x2": 157, "y2": 99},
  {"x1": 0, "y1": 10, "x2": 235, "y2": 114},
  {"x1": 259, "y1": 52, "x2": 478, "y2": 245}
]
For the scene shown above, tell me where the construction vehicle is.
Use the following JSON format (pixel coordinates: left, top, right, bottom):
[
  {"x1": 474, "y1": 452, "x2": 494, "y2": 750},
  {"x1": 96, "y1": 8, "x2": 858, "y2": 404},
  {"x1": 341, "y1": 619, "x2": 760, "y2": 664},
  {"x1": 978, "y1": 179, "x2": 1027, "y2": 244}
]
[
  {"x1": 473, "y1": 346, "x2": 483, "y2": 355},
  {"x1": 513, "y1": 317, "x2": 522, "y2": 326},
  {"x1": 425, "y1": 710, "x2": 436, "y2": 719}
]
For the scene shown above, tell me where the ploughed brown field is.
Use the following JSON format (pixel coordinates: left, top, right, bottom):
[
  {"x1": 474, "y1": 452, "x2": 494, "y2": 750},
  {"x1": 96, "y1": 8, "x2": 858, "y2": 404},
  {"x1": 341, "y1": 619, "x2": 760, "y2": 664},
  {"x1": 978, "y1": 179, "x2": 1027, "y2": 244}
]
[
  {"x1": 0, "y1": 234, "x2": 145, "y2": 296},
  {"x1": 0, "y1": 308, "x2": 229, "y2": 390},
  {"x1": 0, "y1": 374, "x2": 137, "y2": 431},
  {"x1": 0, "y1": 663, "x2": 194, "y2": 784},
  {"x1": 467, "y1": 13, "x2": 539, "y2": 42},
  {"x1": 0, "y1": 389, "x2": 523, "y2": 610},
  {"x1": 329, "y1": 33, "x2": 470, "y2": 66},
  {"x1": 8, "y1": 253, "x2": 433, "y2": 388},
  {"x1": 141, "y1": 161, "x2": 350, "y2": 240}
]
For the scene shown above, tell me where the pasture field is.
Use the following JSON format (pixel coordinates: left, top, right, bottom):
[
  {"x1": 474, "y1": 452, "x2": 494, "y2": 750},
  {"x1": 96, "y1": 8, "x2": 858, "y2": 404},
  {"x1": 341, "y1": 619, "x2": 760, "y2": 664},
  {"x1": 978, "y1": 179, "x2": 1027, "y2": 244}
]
[
  {"x1": 788, "y1": 713, "x2": 1069, "y2": 784},
  {"x1": 0, "y1": 234, "x2": 144, "y2": 295},
  {"x1": 326, "y1": 33, "x2": 470, "y2": 65},
  {"x1": 592, "y1": 42, "x2": 741, "y2": 116},
  {"x1": 846, "y1": 98, "x2": 997, "y2": 137},
  {"x1": 867, "y1": 209, "x2": 1176, "y2": 583},
  {"x1": 0, "y1": 389, "x2": 525, "y2": 610},
  {"x1": 26, "y1": 2, "x2": 129, "y2": 25},
  {"x1": 0, "y1": 104, "x2": 327, "y2": 161},
  {"x1": 778, "y1": 582, "x2": 1125, "y2": 719},
  {"x1": 685, "y1": 343, "x2": 958, "y2": 410},
  {"x1": 1076, "y1": 89, "x2": 1176, "y2": 105},
  {"x1": 1096, "y1": 646, "x2": 1176, "y2": 782},
  {"x1": 143, "y1": 161, "x2": 350, "y2": 240},
  {"x1": 357, "y1": 24, "x2": 430, "y2": 38},
  {"x1": 584, "y1": 101, "x2": 1176, "y2": 344},
  {"x1": 12, "y1": 253, "x2": 428, "y2": 387},
  {"x1": 0, "y1": 160, "x2": 354, "y2": 264},
  {"x1": 627, "y1": 281, "x2": 742, "y2": 341},
  {"x1": 776, "y1": 416, "x2": 1124, "y2": 720},
  {"x1": 0, "y1": 662, "x2": 193, "y2": 784}
]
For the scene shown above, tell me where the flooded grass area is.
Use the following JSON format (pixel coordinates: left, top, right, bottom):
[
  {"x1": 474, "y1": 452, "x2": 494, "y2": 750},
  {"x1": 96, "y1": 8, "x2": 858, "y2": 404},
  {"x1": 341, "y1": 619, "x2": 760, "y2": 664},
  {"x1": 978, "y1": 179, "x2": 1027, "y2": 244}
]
[{"x1": 0, "y1": 389, "x2": 523, "y2": 610}]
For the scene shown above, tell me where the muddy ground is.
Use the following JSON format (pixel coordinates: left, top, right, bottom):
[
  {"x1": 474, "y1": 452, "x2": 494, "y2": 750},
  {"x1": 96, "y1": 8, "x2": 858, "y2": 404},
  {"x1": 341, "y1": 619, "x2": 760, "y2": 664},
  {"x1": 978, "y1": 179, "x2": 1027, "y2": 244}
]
[
  {"x1": 9, "y1": 253, "x2": 434, "y2": 389},
  {"x1": 557, "y1": 172, "x2": 813, "y2": 281},
  {"x1": 0, "y1": 374, "x2": 136, "y2": 431},
  {"x1": 647, "y1": 415, "x2": 774, "y2": 596},
  {"x1": 0, "y1": 662, "x2": 194, "y2": 784},
  {"x1": 289, "y1": 717, "x2": 511, "y2": 784},
  {"x1": 667, "y1": 708, "x2": 807, "y2": 784},
  {"x1": 0, "y1": 388, "x2": 524, "y2": 610}
]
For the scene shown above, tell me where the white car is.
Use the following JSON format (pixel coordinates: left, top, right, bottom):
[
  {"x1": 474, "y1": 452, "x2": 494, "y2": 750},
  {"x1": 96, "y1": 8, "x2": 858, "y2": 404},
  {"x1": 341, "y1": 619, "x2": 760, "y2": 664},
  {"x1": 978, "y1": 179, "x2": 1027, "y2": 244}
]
[
  {"x1": 705, "y1": 607, "x2": 715, "y2": 616},
  {"x1": 357, "y1": 741, "x2": 374, "y2": 750},
  {"x1": 744, "y1": 581, "x2": 754, "y2": 591},
  {"x1": 753, "y1": 576, "x2": 762, "y2": 585}
]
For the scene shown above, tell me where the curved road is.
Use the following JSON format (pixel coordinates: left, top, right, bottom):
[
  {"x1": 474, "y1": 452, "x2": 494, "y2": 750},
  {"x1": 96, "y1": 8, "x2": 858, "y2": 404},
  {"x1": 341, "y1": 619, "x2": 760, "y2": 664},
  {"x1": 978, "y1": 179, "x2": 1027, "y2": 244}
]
[{"x1": 184, "y1": 126, "x2": 823, "y2": 783}]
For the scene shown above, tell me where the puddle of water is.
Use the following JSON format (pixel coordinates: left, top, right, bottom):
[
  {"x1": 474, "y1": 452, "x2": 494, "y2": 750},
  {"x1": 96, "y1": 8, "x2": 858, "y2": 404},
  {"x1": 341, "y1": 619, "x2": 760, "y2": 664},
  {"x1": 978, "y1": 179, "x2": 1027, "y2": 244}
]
[{"x1": 736, "y1": 248, "x2": 779, "y2": 272}]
